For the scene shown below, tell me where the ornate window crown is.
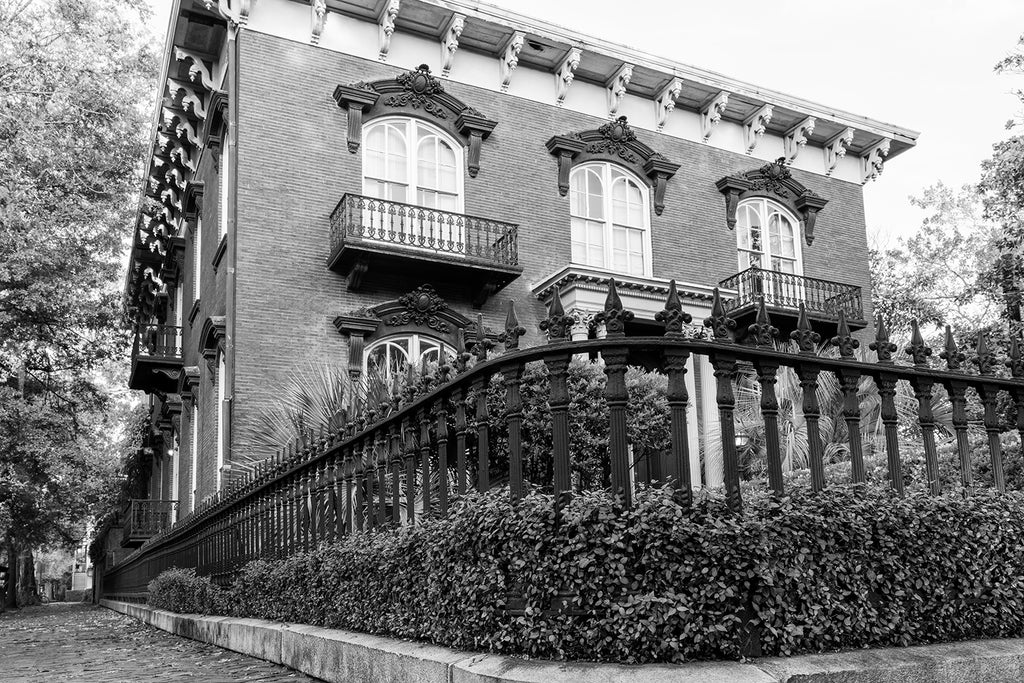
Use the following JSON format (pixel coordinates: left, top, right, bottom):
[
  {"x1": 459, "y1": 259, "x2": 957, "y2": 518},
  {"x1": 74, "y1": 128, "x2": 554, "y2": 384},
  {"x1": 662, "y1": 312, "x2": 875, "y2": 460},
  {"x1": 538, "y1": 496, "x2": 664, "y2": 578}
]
[
  {"x1": 545, "y1": 116, "x2": 680, "y2": 215},
  {"x1": 715, "y1": 158, "x2": 829, "y2": 245}
]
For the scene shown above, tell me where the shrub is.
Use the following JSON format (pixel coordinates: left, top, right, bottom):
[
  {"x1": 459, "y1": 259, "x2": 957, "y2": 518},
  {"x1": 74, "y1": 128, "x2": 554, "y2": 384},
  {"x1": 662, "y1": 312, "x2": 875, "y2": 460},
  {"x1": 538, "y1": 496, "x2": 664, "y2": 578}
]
[
  {"x1": 147, "y1": 568, "x2": 228, "y2": 615},
  {"x1": 148, "y1": 483, "x2": 1024, "y2": 663}
]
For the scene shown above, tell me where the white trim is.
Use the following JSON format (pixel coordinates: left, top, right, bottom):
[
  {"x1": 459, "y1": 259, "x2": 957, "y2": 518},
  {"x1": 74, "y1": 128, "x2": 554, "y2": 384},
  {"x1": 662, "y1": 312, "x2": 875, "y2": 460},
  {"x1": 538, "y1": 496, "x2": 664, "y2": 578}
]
[
  {"x1": 735, "y1": 198, "x2": 804, "y2": 275},
  {"x1": 190, "y1": 404, "x2": 198, "y2": 511},
  {"x1": 216, "y1": 351, "x2": 226, "y2": 490},
  {"x1": 193, "y1": 216, "x2": 202, "y2": 302},
  {"x1": 363, "y1": 332, "x2": 454, "y2": 379}
]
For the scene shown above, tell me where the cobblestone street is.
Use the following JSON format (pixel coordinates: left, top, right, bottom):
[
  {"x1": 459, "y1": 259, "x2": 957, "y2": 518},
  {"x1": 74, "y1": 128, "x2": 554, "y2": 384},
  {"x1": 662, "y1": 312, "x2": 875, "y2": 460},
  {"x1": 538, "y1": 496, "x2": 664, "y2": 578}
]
[{"x1": 0, "y1": 602, "x2": 320, "y2": 682}]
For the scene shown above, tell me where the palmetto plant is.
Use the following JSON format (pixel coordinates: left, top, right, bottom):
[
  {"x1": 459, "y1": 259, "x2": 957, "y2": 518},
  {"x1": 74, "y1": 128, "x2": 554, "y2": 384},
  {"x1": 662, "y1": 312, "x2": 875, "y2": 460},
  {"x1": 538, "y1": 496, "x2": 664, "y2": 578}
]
[{"x1": 701, "y1": 345, "x2": 954, "y2": 482}]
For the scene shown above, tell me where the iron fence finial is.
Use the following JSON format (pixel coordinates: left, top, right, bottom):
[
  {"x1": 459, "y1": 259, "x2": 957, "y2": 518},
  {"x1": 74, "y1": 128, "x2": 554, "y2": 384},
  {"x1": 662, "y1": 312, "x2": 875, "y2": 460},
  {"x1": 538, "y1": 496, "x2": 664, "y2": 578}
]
[
  {"x1": 655, "y1": 279, "x2": 691, "y2": 337},
  {"x1": 905, "y1": 319, "x2": 932, "y2": 367},
  {"x1": 830, "y1": 309, "x2": 859, "y2": 358}
]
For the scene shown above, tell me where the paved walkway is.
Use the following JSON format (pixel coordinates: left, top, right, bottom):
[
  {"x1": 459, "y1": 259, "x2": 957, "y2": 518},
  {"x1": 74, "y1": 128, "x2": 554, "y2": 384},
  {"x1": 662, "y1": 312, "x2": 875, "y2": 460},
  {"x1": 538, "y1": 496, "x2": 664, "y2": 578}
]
[{"x1": 0, "y1": 602, "x2": 320, "y2": 682}]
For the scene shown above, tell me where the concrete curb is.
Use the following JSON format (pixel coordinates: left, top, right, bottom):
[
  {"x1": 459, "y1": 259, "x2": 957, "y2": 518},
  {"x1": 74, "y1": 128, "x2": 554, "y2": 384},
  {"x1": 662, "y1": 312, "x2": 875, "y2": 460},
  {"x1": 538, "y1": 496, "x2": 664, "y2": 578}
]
[{"x1": 100, "y1": 599, "x2": 1024, "y2": 682}]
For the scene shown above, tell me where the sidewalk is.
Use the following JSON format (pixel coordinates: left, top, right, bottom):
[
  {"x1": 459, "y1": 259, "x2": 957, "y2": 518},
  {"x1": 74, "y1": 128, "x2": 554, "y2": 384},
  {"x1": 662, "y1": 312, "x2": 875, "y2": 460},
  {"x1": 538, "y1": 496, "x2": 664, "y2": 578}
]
[{"x1": 0, "y1": 602, "x2": 319, "y2": 682}]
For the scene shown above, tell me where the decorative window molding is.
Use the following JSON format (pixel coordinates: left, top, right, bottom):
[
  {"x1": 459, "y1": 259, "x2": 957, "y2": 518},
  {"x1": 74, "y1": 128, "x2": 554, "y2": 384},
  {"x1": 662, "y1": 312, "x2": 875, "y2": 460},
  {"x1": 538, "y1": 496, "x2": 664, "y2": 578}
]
[
  {"x1": 545, "y1": 116, "x2": 680, "y2": 216},
  {"x1": 699, "y1": 91, "x2": 729, "y2": 142},
  {"x1": 201, "y1": 90, "x2": 229, "y2": 159},
  {"x1": 198, "y1": 315, "x2": 227, "y2": 354},
  {"x1": 554, "y1": 47, "x2": 581, "y2": 107},
  {"x1": 783, "y1": 116, "x2": 816, "y2": 164},
  {"x1": 715, "y1": 158, "x2": 829, "y2": 245},
  {"x1": 440, "y1": 13, "x2": 465, "y2": 77},
  {"x1": 499, "y1": 31, "x2": 525, "y2": 92},
  {"x1": 823, "y1": 127, "x2": 854, "y2": 177},
  {"x1": 861, "y1": 139, "x2": 891, "y2": 184},
  {"x1": 333, "y1": 65, "x2": 497, "y2": 178},
  {"x1": 743, "y1": 103, "x2": 773, "y2": 155},
  {"x1": 655, "y1": 78, "x2": 682, "y2": 131},
  {"x1": 310, "y1": 0, "x2": 327, "y2": 45},
  {"x1": 182, "y1": 182, "x2": 205, "y2": 227},
  {"x1": 606, "y1": 63, "x2": 633, "y2": 118},
  {"x1": 178, "y1": 366, "x2": 201, "y2": 407},
  {"x1": 378, "y1": 0, "x2": 400, "y2": 61},
  {"x1": 333, "y1": 284, "x2": 487, "y2": 379}
]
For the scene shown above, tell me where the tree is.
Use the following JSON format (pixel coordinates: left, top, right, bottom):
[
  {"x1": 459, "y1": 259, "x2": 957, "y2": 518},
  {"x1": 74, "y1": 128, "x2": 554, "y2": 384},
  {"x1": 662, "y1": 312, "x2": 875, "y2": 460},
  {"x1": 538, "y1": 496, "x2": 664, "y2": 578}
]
[
  {"x1": 870, "y1": 183, "x2": 1001, "y2": 339},
  {"x1": 0, "y1": 0, "x2": 157, "y2": 607}
]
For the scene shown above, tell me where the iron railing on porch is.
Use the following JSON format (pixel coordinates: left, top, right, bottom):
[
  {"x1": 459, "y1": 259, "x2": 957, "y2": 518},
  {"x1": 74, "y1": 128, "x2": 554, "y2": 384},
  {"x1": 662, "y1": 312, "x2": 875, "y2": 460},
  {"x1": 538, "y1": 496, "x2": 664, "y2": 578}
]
[
  {"x1": 123, "y1": 499, "x2": 178, "y2": 543},
  {"x1": 131, "y1": 324, "x2": 183, "y2": 359},
  {"x1": 329, "y1": 193, "x2": 519, "y2": 267},
  {"x1": 102, "y1": 281, "x2": 1024, "y2": 596},
  {"x1": 720, "y1": 267, "x2": 864, "y2": 321}
]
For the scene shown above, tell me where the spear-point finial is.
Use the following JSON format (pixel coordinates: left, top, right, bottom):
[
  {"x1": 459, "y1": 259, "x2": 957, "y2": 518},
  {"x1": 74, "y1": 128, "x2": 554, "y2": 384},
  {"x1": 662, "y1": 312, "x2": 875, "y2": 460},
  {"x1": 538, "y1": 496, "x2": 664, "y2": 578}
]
[
  {"x1": 1008, "y1": 335, "x2": 1024, "y2": 378},
  {"x1": 539, "y1": 285, "x2": 573, "y2": 343},
  {"x1": 499, "y1": 299, "x2": 526, "y2": 350},
  {"x1": 976, "y1": 333, "x2": 997, "y2": 375},
  {"x1": 939, "y1": 325, "x2": 964, "y2": 371},
  {"x1": 747, "y1": 295, "x2": 778, "y2": 348},
  {"x1": 453, "y1": 328, "x2": 471, "y2": 373},
  {"x1": 830, "y1": 309, "x2": 860, "y2": 358},
  {"x1": 790, "y1": 303, "x2": 821, "y2": 354},
  {"x1": 703, "y1": 287, "x2": 737, "y2": 342},
  {"x1": 905, "y1": 319, "x2": 932, "y2": 366},
  {"x1": 472, "y1": 314, "x2": 494, "y2": 363},
  {"x1": 655, "y1": 279, "x2": 692, "y2": 338},
  {"x1": 869, "y1": 314, "x2": 897, "y2": 363},
  {"x1": 597, "y1": 278, "x2": 634, "y2": 338}
]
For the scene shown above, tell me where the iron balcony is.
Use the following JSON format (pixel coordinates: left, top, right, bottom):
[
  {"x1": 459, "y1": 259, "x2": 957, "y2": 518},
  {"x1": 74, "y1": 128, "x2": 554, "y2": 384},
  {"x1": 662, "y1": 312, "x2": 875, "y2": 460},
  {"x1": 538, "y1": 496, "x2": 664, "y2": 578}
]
[
  {"x1": 128, "y1": 324, "x2": 183, "y2": 393},
  {"x1": 328, "y1": 193, "x2": 522, "y2": 306},
  {"x1": 121, "y1": 499, "x2": 178, "y2": 547}
]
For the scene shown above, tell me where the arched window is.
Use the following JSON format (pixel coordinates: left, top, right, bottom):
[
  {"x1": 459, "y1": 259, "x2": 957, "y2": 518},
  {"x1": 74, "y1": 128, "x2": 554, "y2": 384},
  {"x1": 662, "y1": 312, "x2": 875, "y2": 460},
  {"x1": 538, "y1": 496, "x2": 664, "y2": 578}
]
[
  {"x1": 735, "y1": 198, "x2": 802, "y2": 274},
  {"x1": 569, "y1": 163, "x2": 651, "y2": 277},
  {"x1": 363, "y1": 118, "x2": 463, "y2": 212},
  {"x1": 364, "y1": 333, "x2": 455, "y2": 383}
]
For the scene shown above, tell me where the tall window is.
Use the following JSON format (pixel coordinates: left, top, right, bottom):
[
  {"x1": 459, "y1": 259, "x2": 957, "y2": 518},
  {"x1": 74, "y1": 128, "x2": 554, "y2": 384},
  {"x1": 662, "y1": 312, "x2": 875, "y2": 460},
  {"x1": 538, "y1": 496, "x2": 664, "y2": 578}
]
[
  {"x1": 364, "y1": 333, "x2": 454, "y2": 383},
  {"x1": 219, "y1": 142, "x2": 229, "y2": 238},
  {"x1": 216, "y1": 351, "x2": 226, "y2": 491},
  {"x1": 362, "y1": 118, "x2": 463, "y2": 211},
  {"x1": 569, "y1": 163, "x2": 650, "y2": 277},
  {"x1": 192, "y1": 217, "x2": 202, "y2": 301},
  {"x1": 735, "y1": 198, "x2": 802, "y2": 274},
  {"x1": 170, "y1": 434, "x2": 179, "y2": 522},
  {"x1": 190, "y1": 403, "x2": 198, "y2": 511}
]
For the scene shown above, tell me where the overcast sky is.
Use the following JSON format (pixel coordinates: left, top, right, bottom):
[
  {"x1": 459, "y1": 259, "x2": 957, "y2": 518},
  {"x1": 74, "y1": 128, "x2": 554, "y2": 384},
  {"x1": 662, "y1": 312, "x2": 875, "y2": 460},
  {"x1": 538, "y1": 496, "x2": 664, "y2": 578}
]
[{"x1": 149, "y1": 0, "x2": 1024, "y2": 247}]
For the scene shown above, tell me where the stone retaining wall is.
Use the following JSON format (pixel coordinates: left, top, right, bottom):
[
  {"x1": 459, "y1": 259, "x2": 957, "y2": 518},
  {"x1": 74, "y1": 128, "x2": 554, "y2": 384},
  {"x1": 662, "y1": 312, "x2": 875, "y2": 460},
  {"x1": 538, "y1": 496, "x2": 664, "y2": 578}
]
[{"x1": 101, "y1": 599, "x2": 1024, "y2": 682}]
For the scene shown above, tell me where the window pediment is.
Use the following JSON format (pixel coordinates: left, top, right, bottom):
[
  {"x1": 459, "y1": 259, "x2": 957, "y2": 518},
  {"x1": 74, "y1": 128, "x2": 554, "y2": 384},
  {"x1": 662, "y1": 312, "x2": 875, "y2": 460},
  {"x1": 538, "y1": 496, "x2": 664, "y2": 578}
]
[
  {"x1": 716, "y1": 158, "x2": 829, "y2": 245},
  {"x1": 333, "y1": 65, "x2": 497, "y2": 178},
  {"x1": 546, "y1": 117, "x2": 680, "y2": 215}
]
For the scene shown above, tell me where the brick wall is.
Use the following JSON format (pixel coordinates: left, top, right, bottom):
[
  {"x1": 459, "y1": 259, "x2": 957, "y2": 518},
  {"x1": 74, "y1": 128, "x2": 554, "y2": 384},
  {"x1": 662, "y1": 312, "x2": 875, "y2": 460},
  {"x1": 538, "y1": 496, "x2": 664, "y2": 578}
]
[{"x1": 229, "y1": 30, "x2": 874, "y2": 457}]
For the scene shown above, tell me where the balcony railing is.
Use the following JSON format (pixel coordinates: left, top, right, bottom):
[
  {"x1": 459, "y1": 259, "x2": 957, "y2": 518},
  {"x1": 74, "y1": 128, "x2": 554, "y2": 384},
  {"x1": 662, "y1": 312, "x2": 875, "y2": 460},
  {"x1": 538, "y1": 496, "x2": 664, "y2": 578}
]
[
  {"x1": 329, "y1": 193, "x2": 520, "y2": 268},
  {"x1": 122, "y1": 499, "x2": 178, "y2": 544},
  {"x1": 719, "y1": 267, "x2": 864, "y2": 322},
  {"x1": 132, "y1": 324, "x2": 183, "y2": 359}
]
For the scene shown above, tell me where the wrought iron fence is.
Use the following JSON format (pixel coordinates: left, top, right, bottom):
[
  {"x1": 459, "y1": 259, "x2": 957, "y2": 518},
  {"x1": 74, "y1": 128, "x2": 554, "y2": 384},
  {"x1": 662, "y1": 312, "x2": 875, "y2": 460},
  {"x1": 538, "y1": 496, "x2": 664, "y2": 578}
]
[
  {"x1": 123, "y1": 499, "x2": 178, "y2": 541},
  {"x1": 132, "y1": 324, "x2": 183, "y2": 358},
  {"x1": 720, "y1": 267, "x2": 864, "y2": 321},
  {"x1": 329, "y1": 193, "x2": 519, "y2": 266},
  {"x1": 103, "y1": 281, "x2": 1024, "y2": 596}
]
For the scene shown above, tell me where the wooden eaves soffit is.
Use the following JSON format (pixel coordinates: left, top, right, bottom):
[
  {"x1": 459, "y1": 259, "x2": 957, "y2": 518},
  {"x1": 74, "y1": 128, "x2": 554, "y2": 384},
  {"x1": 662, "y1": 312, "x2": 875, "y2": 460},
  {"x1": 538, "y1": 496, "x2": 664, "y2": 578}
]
[{"x1": 297, "y1": 0, "x2": 916, "y2": 182}]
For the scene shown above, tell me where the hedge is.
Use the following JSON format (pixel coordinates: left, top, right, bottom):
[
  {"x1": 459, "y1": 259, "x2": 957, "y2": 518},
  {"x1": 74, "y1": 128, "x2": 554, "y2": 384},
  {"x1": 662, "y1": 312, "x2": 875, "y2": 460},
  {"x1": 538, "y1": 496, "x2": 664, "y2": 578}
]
[{"x1": 149, "y1": 484, "x2": 1024, "y2": 663}]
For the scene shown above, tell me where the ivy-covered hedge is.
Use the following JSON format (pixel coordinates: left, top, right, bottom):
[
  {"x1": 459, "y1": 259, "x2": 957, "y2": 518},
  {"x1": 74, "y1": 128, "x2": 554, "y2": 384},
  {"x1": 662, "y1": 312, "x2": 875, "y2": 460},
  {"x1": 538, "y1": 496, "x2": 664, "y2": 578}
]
[{"x1": 149, "y1": 485, "x2": 1024, "y2": 663}]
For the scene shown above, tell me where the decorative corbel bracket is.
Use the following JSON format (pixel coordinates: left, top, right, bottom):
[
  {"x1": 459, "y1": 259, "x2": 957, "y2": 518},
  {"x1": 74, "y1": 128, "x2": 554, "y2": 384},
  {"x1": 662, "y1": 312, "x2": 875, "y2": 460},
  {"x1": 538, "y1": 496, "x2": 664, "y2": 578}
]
[
  {"x1": 700, "y1": 91, "x2": 729, "y2": 142},
  {"x1": 333, "y1": 84, "x2": 381, "y2": 153},
  {"x1": 655, "y1": 78, "x2": 682, "y2": 131},
  {"x1": 500, "y1": 31, "x2": 525, "y2": 92},
  {"x1": 823, "y1": 127, "x2": 854, "y2": 177},
  {"x1": 742, "y1": 104, "x2": 773, "y2": 155},
  {"x1": 554, "y1": 47, "x2": 581, "y2": 107},
  {"x1": 440, "y1": 13, "x2": 465, "y2": 77},
  {"x1": 794, "y1": 191, "x2": 828, "y2": 245},
  {"x1": 861, "y1": 138, "x2": 891, "y2": 184},
  {"x1": 176, "y1": 118, "x2": 202, "y2": 148},
  {"x1": 205, "y1": 0, "x2": 253, "y2": 26},
  {"x1": 311, "y1": 0, "x2": 327, "y2": 45},
  {"x1": 714, "y1": 176, "x2": 752, "y2": 229},
  {"x1": 167, "y1": 79, "x2": 207, "y2": 120},
  {"x1": 378, "y1": 0, "x2": 400, "y2": 61},
  {"x1": 606, "y1": 63, "x2": 633, "y2": 118},
  {"x1": 643, "y1": 155, "x2": 682, "y2": 216},
  {"x1": 179, "y1": 365, "x2": 201, "y2": 407},
  {"x1": 544, "y1": 135, "x2": 587, "y2": 196},
  {"x1": 333, "y1": 315, "x2": 381, "y2": 379},
  {"x1": 456, "y1": 109, "x2": 497, "y2": 178},
  {"x1": 783, "y1": 116, "x2": 815, "y2": 164},
  {"x1": 173, "y1": 48, "x2": 215, "y2": 91}
]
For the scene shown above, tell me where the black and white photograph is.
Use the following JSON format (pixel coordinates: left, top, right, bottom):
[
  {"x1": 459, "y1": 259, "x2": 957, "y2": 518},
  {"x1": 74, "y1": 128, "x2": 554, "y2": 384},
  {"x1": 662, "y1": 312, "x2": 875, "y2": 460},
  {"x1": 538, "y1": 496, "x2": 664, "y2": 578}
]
[{"x1": 3, "y1": 0, "x2": 1024, "y2": 680}]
